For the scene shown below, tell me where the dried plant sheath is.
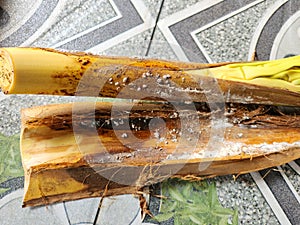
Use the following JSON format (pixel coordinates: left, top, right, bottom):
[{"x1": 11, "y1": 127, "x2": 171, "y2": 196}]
[
  {"x1": 21, "y1": 102, "x2": 300, "y2": 207},
  {"x1": 2, "y1": 48, "x2": 299, "y2": 206},
  {"x1": 0, "y1": 47, "x2": 222, "y2": 95},
  {"x1": 1, "y1": 47, "x2": 300, "y2": 105}
]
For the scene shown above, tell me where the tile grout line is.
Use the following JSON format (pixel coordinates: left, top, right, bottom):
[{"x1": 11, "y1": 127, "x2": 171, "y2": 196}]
[
  {"x1": 250, "y1": 172, "x2": 291, "y2": 225},
  {"x1": 21, "y1": 0, "x2": 69, "y2": 47},
  {"x1": 191, "y1": 0, "x2": 264, "y2": 34},
  {"x1": 277, "y1": 166, "x2": 300, "y2": 204},
  {"x1": 288, "y1": 161, "x2": 300, "y2": 176},
  {"x1": 157, "y1": 0, "x2": 223, "y2": 61},
  {"x1": 87, "y1": 0, "x2": 156, "y2": 53},
  {"x1": 145, "y1": 0, "x2": 165, "y2": 57},
  {"x1": 51, "y1": 0, "x2": 122, "y2": 49},
  {"x1": 190, "y1": 0, "x2": 264, "y2": 62},
  {"x1": 63, "y1": 201, "x2": 72, "y2": 225},
  {"x1": 258, "y1": 168, "x2": 300, "y2": 224}
]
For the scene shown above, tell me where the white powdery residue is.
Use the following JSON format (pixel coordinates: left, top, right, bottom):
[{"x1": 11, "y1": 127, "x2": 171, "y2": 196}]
[
  {"x1": 181, "y1": 87, "x2": 211, "y2": 94},
  {"x1": 153, "y1": 130, "x2": 160, "y2": 139},
  {"x1": 159, "y1": 137, "x2": 166, "y2": 143},
  {"x1": 230, "y1": 94, "x2": 258, "y2": 104},
  {"x1": 237, "y1": 133, "x2": 244, "y2": 138},
  {"x1": 121, "y1": 133, "x2": 128, "y2": 138},
  {"x1": 244, "y1": 141, "x2": 300, "y2": 155},
  {"x1": 142, "y1": 71, "x2": 152, "y2": 78},
  {"x1": 162, "y1": 74, "x2": 171, "y2": 79},
  {"x1": 170, "y1": 112, "x2": 178, "y2": 118},
  {"x1": 219, "y1": 141, "x2": 300, "y2": 158},
  {"x1": 156, "y1": 78, "x2": 163, "y2": 83},
  {"x1": 164, "y1": 141, "x2": 300, "y2": 161}
]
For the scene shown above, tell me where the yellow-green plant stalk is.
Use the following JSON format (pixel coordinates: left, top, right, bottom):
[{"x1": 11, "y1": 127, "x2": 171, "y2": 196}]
[
  {"x1": 0, "y1": 47, "x2": 300, "y2": 105},
  {"x1": 189, "y1": 55, "x2": 300, "y2": 92},
  {"x1": 0, "y1": 47, "x2": 213, "y2": 95}
]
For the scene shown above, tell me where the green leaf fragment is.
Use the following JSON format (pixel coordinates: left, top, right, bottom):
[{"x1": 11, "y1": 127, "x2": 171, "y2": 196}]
[
  {"x1": 212, "y1": 206, "x2": 234, "y2": 217},
  {"x1": 232, "y1": 208, "x2": 239, "y2": 225},
  {"x1": 208, "y1": 182, "x2": 219, "y2": 208},
  {"x1": 218, "y1": 215, "x2": 229, "y2": 225},
  {"x1": 0, "y1": 187, "x2": 9, "y2": 195},
  {"x1": 153, "y1": 212, "x2": 174, "y2": 222},
  {"x1": 0, "y1": 133, "x2": 23, "y2": 184},
  {"x1": 182, "y1": 182, "x2": 193, "y2": 198},
  {"x1": 189, "y1": 214, "x2": 204, "y2": 224},
  {"x1": 168, "y1": 186, "x2": 185, "y2": 202},
  {"x1": 158, "y1": 179, "x2": 239, "y2": 225}
]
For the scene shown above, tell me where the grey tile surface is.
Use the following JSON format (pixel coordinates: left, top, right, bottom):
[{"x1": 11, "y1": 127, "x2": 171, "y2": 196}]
[
  {"x1": 64, "y1": 198, "x2": 99, "y2": 224},
  {"x1": 196, "y1": 0, "x2": 277, "y2": 62},
  {"x1": 282, "y1": 164, "x2": 300, "y2": 195},
  {"x1": 96, "y1": 195, "x2": 141, "y2": 225},
  {"x1": 141, "y1": 0, "x2": 163, "y2": 18},
  {"x1": 0, "y1": 0, "x2": 60, "y2": 46},
  {"x1": 255, "y1": 0, "x2": 300, "y2": 60},
  {"x1": 214, "y1": 174, "x2": 280, "y2": 225},
  {"x1": 33, "y1": 0, "x2": 117, "y2": 47},
  {"x1": 259, "y1": 169, "x2": 300, "y2": 225},
  {"x1": 168, "y1": 0, "x2": 260, "y2": 62},
  {"x1": 0, "y1": 0, "x2": 39, "y2": 39},
  {"x1": 158, "y1": 0, "x2": 204, "y2": 19},
  {"x1": 145, "y1": 28, "x2": 178, "y2": 61},
  {"x1": 0, "y1": 190, "x2": 68, "y2": 225},
  {"x1": 57, "y1": 0, "x2": 144, "y2": 51},
  {"x1": 102, "y1": 28, "x2": 153, "y2": 57}
]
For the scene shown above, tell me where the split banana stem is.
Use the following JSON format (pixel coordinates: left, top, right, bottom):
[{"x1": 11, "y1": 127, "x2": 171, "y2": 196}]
[
  {"x1": 1, "y1": 47, "x2": 300, "y2": 105},
  {"x1": 21, "y1": 101, "x2": 300, "y2": 207},
  {"x1": 0, "y1": 47, "x2": 213, "y2": 96}
]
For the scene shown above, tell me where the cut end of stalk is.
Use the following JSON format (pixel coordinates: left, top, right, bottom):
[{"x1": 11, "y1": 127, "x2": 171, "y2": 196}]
[{"x1": 0, "y1": 49, "x2": 13, "y2": 94}]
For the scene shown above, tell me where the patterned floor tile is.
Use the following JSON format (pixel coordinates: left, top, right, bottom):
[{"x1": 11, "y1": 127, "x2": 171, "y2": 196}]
[
  {"x1": 253, "y1": 0, "x2": 300, "y2": 60},
  {"x1": 195, "y1": 0, "x2": 277, "y2": 62},
  {"x1": 0, "y1": 189, "x2": 69, "y2": 225},
  {"x1": 55, "y1": 0, "x2": 146, "y2": 51},
  {"x1": 0, "y1": 0, "x2": 60, "y2": 46},
  {"x1": 63, "y1": 198, "x2": 100, "y2": 224},
  {"x1": 33, "y1": 0, "x2": 118, "y2": 47},
  {"x1": 0, "y1": 0, "x2": 41, "y2": 41},
  {"x1": 95, "y1": 195, "x2": 141, "y2": 225}
]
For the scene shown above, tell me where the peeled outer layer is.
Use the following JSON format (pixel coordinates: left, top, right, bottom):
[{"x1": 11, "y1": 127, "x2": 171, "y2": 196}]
[
  {"x1": 21, "y1": 102, "x2": 300, "y2": 207},
  {"x1": 1, "y1": 47, "x2": 300, "y2": 106}
]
